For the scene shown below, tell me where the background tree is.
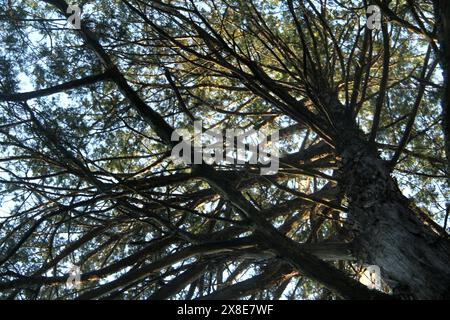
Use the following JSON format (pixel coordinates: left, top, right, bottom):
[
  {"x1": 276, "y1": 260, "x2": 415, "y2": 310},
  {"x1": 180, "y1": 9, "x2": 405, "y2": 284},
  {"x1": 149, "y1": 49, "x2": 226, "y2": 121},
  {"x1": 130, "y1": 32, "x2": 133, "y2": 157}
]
[{"x1": 0, "y1": 0, "x2": 448, "y2": 299}]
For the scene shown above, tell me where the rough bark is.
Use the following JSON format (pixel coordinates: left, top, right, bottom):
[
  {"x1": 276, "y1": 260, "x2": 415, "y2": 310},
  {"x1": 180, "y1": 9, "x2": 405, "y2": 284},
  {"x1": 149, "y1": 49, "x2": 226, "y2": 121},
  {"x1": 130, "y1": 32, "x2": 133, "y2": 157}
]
[
  {"x1": 25, "y1": 0, "x2": 449, "y2": 300},
  {"x1": 338, "y1": 128, "x2": 450, "y2": 299},
  {"x1": 197, "y1": 164, "x2": 391, "y2": 300}
]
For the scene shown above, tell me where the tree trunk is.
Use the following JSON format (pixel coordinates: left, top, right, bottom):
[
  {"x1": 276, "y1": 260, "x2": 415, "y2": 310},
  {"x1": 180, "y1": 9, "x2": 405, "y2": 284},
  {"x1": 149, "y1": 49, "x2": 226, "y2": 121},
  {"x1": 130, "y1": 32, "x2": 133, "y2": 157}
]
[{"x1": 339, "y1": 135, "x2": 450, "y2": 299}]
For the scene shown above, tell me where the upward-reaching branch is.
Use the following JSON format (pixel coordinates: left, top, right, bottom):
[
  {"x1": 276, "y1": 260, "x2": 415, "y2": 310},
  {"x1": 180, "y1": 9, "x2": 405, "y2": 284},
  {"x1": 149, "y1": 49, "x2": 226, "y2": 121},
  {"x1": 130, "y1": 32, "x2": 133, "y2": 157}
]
[{"x1": 40, "y1": 0, "x2": 390, "y2": 299}]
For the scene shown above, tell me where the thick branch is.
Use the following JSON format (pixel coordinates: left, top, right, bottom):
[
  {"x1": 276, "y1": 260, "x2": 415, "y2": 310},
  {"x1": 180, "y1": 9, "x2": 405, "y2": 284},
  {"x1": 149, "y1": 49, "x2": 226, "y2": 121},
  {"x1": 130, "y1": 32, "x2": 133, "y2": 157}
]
[{"x1": 0, "y1": 72, "x2": 112, "y2": 102}]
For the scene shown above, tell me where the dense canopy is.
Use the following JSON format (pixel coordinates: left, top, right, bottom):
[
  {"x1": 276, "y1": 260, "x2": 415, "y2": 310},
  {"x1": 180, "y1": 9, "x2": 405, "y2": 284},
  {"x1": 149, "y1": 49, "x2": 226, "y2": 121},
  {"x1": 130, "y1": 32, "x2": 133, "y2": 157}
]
[{"x1": 0, "y1": 0, "x2": 449, "y2": 300}]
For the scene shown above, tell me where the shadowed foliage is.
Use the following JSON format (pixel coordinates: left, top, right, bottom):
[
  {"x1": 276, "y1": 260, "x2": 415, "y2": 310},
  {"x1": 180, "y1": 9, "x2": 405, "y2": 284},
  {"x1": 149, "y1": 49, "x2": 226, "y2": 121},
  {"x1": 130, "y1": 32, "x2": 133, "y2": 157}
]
[{"x1": 0, "y1": 0, "x2": 448, "y2": 300}]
